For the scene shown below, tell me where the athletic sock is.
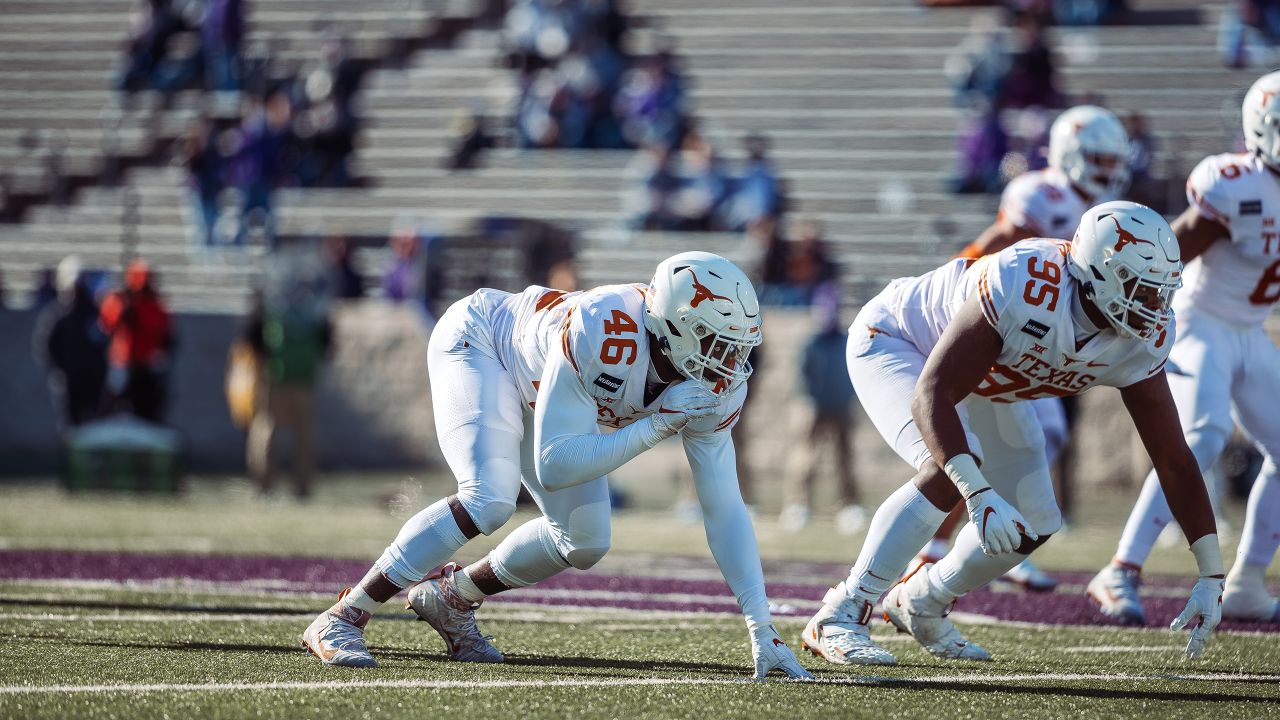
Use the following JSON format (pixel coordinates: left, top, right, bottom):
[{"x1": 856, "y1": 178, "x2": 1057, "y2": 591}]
[
  {"x1": 375, "y1": 498, "x2": 470, "y2": 588},
  {"x1": 930, "y1": 523, "x2": 1024, "y2": 600},
  {"x1": 842, "y1": 482, "x2": 948, "y2": 604},
  {"x1": 1115, "y1": 470, "x2": 1171, "y2": 568},
  {"x1": 489, "y1": 517, "x2": 572, "y2": 589},
  {"x1": 1237, "y1": 459, "x2": 1280, "y2": 569}
]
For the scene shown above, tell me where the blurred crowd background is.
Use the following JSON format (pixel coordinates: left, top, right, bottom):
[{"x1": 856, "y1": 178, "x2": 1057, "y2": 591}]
[{"x1": 0, "y1": 0, "x2": 1274, "y2": 528}]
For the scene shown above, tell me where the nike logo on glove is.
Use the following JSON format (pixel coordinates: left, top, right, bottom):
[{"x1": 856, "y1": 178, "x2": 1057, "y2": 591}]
[{"x1": 982, "y1": 506, "x2": 996, "y2": 540}]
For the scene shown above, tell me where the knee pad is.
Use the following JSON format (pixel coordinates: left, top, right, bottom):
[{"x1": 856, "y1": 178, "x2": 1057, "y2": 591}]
[
  {"x1": 454, "y1": 489, "x2": 516, "y2": 536},
  {"x1": 550, "y1": 500, "x2": 612, "y2": 570},
  {"x1": 1022, "y1": 503, "x2": 1062, "y2": 539}
]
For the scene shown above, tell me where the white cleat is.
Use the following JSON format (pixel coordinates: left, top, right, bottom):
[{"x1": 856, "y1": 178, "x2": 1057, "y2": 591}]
[
  {"x1": 801, "y1": 585, "x2": 897, "y2": 666},
  {"x1": 1086, "y1": 562, "x2": 1147, "y2": 626},
  {"x1": 301, "y1": 589, "x2": 377, "y2": 668},
  {"x1": 882, "y1": 565, "x2": 991, "y2": 662},
  {"x1": 1002, "y1": 559, "x2": 1058, "y2": 592},
  {"x1": 1222, "y1": 576, "x2": 1280, "y2": 623},
  {"x1": 406, "y1": 563, "x2": 504, "y2": 663}
]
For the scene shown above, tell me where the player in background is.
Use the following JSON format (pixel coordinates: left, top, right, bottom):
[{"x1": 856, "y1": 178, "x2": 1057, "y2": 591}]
[
  {"x1": 1089, "y1": 72, "x2": 1280, "y2": 625},
  {"x1": 801, "y1": 202, "x2": 1224, "y2": 667},
  {"x1": 918, "y1": 105, "x2": 1132, "y2": 592},
  {"x1": 301, "y1": 251, "x2": 812, "y2": 680}
]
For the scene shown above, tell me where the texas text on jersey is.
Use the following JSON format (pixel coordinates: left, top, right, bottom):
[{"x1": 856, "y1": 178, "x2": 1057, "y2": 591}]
[{"x1": 1184, "y1": 152, "x2": 1280, "y2": 324}]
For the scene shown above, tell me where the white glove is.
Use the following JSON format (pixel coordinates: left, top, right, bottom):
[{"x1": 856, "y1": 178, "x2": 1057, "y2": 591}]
[
  {"x1": 964, "y1": 487, "x2": 1037, "y2": 557},
  {"x1": 1170, "y1": 576, "x2": 1223, "y2": 660},
  {"x1": 749, "y1": 624, "x2": 814, "y2": 681},
  {"x1": 649, "y1": 380, "x2": 721, "y2": 440}
]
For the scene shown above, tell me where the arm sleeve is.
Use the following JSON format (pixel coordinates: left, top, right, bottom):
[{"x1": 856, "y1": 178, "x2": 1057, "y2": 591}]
[
  {"x1": 682, "y1": 423, "x2": 772, "y2": 629},
  {"x1": 533, "y1": 335, "x2": 666, "y2": 491}
]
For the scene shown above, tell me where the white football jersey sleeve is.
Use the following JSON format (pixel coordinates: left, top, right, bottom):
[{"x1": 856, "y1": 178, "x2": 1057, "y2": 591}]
[
  {"x1": 1182, "y1": 152, "x2": 1280, "y2": 327},
  {"x1": 999, "y1": 168, "x2": 1090, "y2": 239}
]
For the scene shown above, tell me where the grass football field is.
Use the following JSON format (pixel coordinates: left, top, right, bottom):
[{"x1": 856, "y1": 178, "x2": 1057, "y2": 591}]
[{"x1": 1, "y1": 476, "x2": 1277, "y2": 719}]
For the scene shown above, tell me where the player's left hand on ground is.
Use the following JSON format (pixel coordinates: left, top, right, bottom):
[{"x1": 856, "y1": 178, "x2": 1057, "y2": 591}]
[
  {"x1": 1170, "y1": 576, "x2": 1224, "y2": 660},
  {"x1": 749, "y1": 624, "x2": 814, "y2": 681}
]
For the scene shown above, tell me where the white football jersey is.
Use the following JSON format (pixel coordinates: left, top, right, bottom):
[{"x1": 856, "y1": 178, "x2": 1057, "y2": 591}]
[
  {"x1": 474, "y1": 284, "x2": 746, "y2": 432},
  {"x1": 1182, "y1": 152, "x2": 1280, "y2": 327},
  {"x1": 999, "y1": 168, "x2": 1091, "y2": 239},
  {"x1": 869, "y1": 239, "x2": 1172, "y2": 402}
]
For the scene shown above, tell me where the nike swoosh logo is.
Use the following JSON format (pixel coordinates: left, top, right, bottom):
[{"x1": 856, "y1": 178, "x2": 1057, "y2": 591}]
[
  {"x1": 982, "y1": 506, "x2": 996, "y2": 541},
  {"x1": 773, "y1": 638, "x2": 785, "y2": 647}
]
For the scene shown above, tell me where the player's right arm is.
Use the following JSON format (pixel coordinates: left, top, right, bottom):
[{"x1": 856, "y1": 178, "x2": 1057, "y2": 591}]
[
  {"x1": 1119, "y1": 371, "x2": 1224, "y2": 659},
  {"x1": 956, "y1": 177, "x2": 1046, "y2": 259},
  {"x1": 1175, "y1": 155, "x2": 1235, "y2": 263},
  {"x1": 912, "y1": 284, "x2": 1038, "y2": 556}
]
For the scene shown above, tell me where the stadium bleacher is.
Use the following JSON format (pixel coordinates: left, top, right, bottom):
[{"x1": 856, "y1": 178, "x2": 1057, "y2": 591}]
[{"x1": 0, "y1": 0, "x2": 1255, "y2": 313}]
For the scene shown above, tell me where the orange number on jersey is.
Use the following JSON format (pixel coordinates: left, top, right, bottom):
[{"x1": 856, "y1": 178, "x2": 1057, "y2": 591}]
[
  {"x1": 973, "y1": 364, "x2": 1032, "y2": 401},
  {"x1": 603, "y1": 309, "x2": 638, "y2": 336},
  {"x1": 599, "y1": 309, "x2": 639, "y2": 365},
  {"x1": 1022, "y1": 256, "x2": 1062, "y2": 311},
  {"x1": 1249, "y1": 259, "x2": 1280, "y2": 305},
  {"x1": 600, "y1": 337, "x2": 638, "y2": 365}
]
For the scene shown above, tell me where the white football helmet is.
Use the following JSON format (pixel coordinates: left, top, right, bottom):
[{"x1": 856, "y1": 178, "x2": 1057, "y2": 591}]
[
  {"x1": 1048, "y1": 105, "x2": 1131, "y2": 201},
  {"x1": 1066, "y1": 201, "x2": 1182, "y2": 341},
  {"x1": 1243, "y1": 71, "x2": 1280, "y2": 172},
  {"x1": 645, "y1": 251, "x2": 763, "y2": 394}
]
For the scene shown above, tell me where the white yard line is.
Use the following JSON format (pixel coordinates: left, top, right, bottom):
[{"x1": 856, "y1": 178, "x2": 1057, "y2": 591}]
[
  {"x1": 1064, "y1": 646, "x2": 1181, "y2": 654},
  {"x1": 2, "y1": 672, "x2": 1277, "y2": 696}
]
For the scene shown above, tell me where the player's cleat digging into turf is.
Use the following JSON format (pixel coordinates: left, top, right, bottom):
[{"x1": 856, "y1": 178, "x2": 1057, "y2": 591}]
[
  {"x1": 406, "y1": 562, "x2": 504, "y2": 663},
  {"x1": 301, "y1": 588, "x2": 377, "y2": 668},
  {"x1": 801, "y1": 584, "x2": 897, "y2": 665},
  {"x1": 882, "y1": 564, "x2": 991, "y2": 661}
]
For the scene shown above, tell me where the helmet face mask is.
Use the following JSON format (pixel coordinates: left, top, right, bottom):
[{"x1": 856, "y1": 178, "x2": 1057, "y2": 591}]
[
  {"x1": 1066, "y1": 201, "x2": 1182, "y2": 341},
  {"x1": 645, "y1": 252, "x2": 763, "y2": 394},
  {"x1": 1049, "y1": 106, "x2": 1131, "y2": 201},
  {"x1": 1243, "y1": 71, "x2": 1280, "y2": 172}
]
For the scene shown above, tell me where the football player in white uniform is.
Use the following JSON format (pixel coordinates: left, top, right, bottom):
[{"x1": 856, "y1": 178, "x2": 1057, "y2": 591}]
[
  {"x1": 1089, "y1": 73, "x2": 1280, "y2": 625},
  {"x1": 301, "y1": 251, "x2": 813, "y2": 680},
  {"x1": 923, "y1": 106, "x2": 1132, "y2": 591},
  {"x1": 801, "y1": 202, "x2": 1224, "y2": 666}
]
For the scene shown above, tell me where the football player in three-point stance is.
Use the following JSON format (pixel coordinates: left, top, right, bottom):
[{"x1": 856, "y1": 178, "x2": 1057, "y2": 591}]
[
  {"x1": 302, "y1": 251, "x2": 812, "y2": 680},
  {"x1": 801, "y1": 202, "x2": 1225, "y2": 666},
  {"x1": 1089, "y1": 72, "x2": 1280, "y2": 626},
  {"x1": 919, "y1": 105, "x2": 1132, "y2": 592}
]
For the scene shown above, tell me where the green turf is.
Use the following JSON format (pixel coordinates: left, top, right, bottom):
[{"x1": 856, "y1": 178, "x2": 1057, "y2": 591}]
[{"x1": 1, "y1": 585, "x2": 1278, "y2": 720}]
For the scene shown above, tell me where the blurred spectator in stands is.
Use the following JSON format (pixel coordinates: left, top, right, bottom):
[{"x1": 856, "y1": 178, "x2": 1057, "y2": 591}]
[
  {"x1": 1220, "y1": 0, "x2": 1280, "y2": 68},
  {"x1": 780, "y1": 287, "x2": 865, "y2": 535},
  {"x1": 119, "y1": 0, "x2": 187, "y2": 94},
  {"x1": 99, "y1": 260, "x2": 174, "y2": 423},
  {"x1": 325, "y1": 236, "x2": 364, "y2": 300},
  {"x1": 182, "y1": 116, "x2": 225, "y2": 251},
  {"x1": 446, "y1": 110, "x2": 496, "y2": 170},
  {"x1": 670, "y1": 130, "x2": 731, "y2": 231},
  {"x1": 787, "y1": 219, "x2": 839, "y2": 302},
  {"x1": 246, "y1": 263, "x2": 332, "y2": 499},
  {"x1": 294, "y1": 33, "x2": 363, "y2": 186},
  {"x1": 1001, "y1": 13, "x2": 1062, "y2": 109},
  {"x1": 31, "y1": 268, "x2": 58, "y2": 311},
  {"x1": 230, "y1": 92, "x2": 292, "y2": 246},
  {"x1": 0, "y1": 269, "x2": 6, "y2": 309},
  {"x1": 753, "y1": 216, "x2": 792, "y2": 305},
  {"x1": 382, "y1": 220, "x2": 441, "y2": 320},
  {"x1": 622, "y1": 143, "x2": 681, "y2": 230},
  {"x1": 723, "y1": 133, "x2": 783, "y2": 232},
  {"x1": 616, "y1": 50, "x2": 686, "y2": 150},
  {"x1": 1057, "y1": 0, "x2": 1129, "y2": 25},
  {"x1": 953, "y1": 103, "x2": 1009, "y2": 193},
  {"x1": 34, "y1": 257, "x2": 109, "y2": 431},
  {"x1": 1124, "y1": 111, "x2": 1165, "y2": 211},
  {"x1": 201, "y1": 0, "x2": 244, "y2": 93},
  {"x1": 945, "y1": 15, "x2": 1009, "y2": 109}
]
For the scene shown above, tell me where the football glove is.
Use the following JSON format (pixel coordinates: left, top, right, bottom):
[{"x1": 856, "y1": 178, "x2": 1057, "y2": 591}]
[
  {"x1": 1171, "y1": 575, "x2": 1223, "y2": 660},
  {"x1": 650, "y1": 380, "x2": 721, "y2": 440},
  {"x1": 749, "y1": 624, "x2": 814, "y2": 681},
  {"x1": 964, "y1": 487, "x2": 1037, "y2": 557}
]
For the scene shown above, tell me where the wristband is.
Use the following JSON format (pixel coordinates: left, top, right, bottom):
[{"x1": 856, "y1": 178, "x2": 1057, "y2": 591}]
[
  {"x1": 943, "y1": 454, "x2": 989, "y2": 500},
  {"x1": 1189, "y1": 534, "x2": 1225, "y2": 578}
]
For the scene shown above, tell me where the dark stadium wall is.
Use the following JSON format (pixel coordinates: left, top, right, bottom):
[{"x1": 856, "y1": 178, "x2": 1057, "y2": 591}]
[{"x1": 0, "y1": 303, "x2": 442, "y2": 477}]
